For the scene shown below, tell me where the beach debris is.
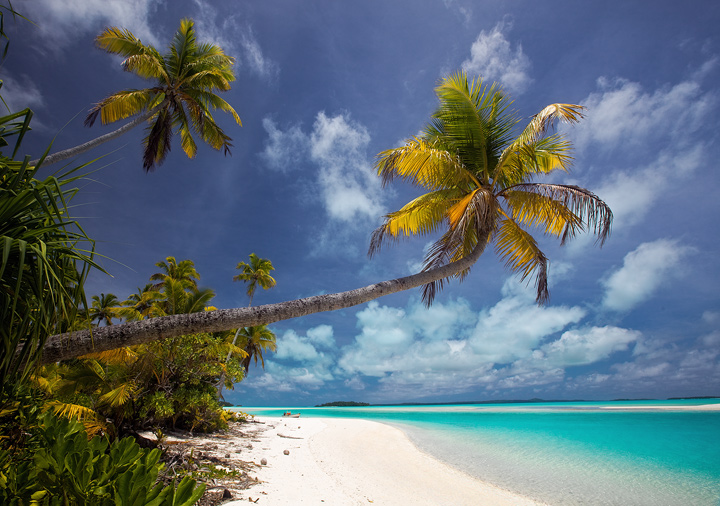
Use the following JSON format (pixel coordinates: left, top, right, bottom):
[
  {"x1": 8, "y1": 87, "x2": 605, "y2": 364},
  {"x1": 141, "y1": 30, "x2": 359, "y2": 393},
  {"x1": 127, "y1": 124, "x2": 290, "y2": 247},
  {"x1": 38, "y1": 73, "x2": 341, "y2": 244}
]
[
  {"x1": 283, "y1": 449, "x2": 290, "y2": 455},
  {"x1": 277, "y1": 433, "x2": 303, "y2": 439},
  {"x1": 260, "y1": 458, "x2": 267, "y2": 465}
]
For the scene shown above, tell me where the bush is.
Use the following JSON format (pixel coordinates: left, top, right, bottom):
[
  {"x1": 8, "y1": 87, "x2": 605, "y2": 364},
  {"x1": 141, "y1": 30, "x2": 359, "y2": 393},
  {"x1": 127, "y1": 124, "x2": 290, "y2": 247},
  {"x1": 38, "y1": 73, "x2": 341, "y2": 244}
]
[{"x1": 0, "y1": 411, "x2": 205, "y2": 505}]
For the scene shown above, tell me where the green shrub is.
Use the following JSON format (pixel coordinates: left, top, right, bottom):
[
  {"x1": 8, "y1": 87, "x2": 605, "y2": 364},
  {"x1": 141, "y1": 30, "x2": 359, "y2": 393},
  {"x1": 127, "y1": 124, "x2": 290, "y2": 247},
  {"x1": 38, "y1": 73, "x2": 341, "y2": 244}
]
[{"x1": 0, "y1": 411, "x2": 205, "y2": 505}]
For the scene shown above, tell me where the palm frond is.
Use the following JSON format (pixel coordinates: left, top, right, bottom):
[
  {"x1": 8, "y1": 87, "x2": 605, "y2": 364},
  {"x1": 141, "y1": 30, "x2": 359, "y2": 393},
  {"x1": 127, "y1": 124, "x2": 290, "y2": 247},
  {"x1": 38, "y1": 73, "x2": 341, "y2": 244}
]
[
  {"x1": 369, "y1": 189, "x2": 461, "y2": 257},
  {"x1": 501, "y1": 183, "x2": 612, "y2": 245},
  {"x1": 84, "y1": 89, "x2": 156, "y2": 127},
  {"x1": 79, "y1": 346, "x2": 138, "y2": 364},
  {"x1": 494, "y1": 214, "x2": 549, "y2": 304},
  {"x1": 98, "y1": 382, "x2": 136, "y2": 408},
  {"x1": 375, "y1": 138, "x2": 475, "y2": 190},
  {"x1": 143, "y1": 107, "x2": 173, "y2": 171}
]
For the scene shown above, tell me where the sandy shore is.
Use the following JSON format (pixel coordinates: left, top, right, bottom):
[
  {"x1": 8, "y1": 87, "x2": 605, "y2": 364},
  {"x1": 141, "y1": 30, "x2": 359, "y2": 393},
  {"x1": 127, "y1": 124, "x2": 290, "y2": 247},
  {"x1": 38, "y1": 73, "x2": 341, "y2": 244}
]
[{"x1": 225, "y1": 416, "x2": 546, "y2": 506}]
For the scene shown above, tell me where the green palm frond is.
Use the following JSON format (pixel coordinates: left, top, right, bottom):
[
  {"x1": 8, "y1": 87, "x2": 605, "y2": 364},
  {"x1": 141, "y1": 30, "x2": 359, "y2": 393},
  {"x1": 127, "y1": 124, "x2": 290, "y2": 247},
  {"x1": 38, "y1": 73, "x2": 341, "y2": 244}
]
[{"x1": 98, "y1": 382, "x2": 137, "y2": 408}]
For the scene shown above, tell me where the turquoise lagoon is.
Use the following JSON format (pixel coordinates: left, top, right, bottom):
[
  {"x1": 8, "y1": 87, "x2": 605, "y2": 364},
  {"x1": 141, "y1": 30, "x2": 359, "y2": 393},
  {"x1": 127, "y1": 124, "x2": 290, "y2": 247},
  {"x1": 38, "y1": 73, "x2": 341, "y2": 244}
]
[{"x1": 240, "y1": 400, "x2": 720, "y2": 506}]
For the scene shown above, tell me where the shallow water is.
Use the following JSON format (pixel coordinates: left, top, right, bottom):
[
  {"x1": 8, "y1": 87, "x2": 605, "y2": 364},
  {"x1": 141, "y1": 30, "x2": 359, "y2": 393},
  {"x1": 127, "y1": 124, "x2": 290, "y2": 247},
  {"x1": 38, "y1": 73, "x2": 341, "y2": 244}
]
[{"x1": 240, "y1": 400, "x2": 720, "y2": 505}]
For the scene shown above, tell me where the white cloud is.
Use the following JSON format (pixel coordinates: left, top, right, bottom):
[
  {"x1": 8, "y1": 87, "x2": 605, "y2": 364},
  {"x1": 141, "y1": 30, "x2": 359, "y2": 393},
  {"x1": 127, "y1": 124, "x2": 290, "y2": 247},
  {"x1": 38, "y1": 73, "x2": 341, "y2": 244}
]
[
  {"x1": 539, "y1": 326, "x2": 640, "y2": 367},
  {"x1": 238, "y1": 26, "x2": 280, "y2": 81},
  {"x1": 17, "y1": 0, "x2": 162, "y2": 47},
  {"x1": 310, "y1": 112, "x2": 385, "y2": 222},
  {"x1": 461, "y1": 21, "x2": 532, "y2": 94},
  {"x1": 0, "y1": 73, "x2": 44, "y2": 113},
  {"x1": 338, "y1": 287, "x2": 588, "y2": 395},
  {"x1": 591, "y1": 146, "x2": 704, "y2": 229},
  {"x1": 261, "y1": 118, "x2": 308, "y2": 171},
  {"x1": 261, "y1": 112, "x2": 386, "y2": 226},
  {"x1": 602, "y1": 239, "x2": 693, "y2": 312},
  {"x1": 573, "y1": 76, "x2": 715, "y2": 153}
]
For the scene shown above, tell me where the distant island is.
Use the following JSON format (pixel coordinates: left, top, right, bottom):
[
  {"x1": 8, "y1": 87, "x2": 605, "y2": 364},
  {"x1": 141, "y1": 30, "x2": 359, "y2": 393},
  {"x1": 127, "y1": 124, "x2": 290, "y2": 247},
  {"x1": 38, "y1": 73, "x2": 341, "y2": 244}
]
[{"x1": 315, "y1": 401, "x2": 370, "y2": 407}]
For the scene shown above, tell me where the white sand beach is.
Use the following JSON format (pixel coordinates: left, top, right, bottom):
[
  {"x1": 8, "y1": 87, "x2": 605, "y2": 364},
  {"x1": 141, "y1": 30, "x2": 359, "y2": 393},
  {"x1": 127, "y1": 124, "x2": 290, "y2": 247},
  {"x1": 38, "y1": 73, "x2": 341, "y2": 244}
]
[{"x1": 225, "y1": 416, "x2": 546, "y2": 506}]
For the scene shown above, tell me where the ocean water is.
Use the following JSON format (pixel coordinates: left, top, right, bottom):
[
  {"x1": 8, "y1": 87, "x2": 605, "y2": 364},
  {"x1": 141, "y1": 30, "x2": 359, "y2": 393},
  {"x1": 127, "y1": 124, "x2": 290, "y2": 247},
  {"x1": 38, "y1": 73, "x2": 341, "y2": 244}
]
[{"x1": 240, "y1": 400, "x2": 720, "y2": 506}]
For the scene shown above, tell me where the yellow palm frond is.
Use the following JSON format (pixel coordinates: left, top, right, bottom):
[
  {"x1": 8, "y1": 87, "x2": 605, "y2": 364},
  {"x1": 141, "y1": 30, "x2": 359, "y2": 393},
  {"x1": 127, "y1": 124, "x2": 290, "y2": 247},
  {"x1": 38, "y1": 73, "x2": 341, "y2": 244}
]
[
  {"x1": 121, "y1": 53, "x2": 168, "y2": 81},
  {"x1": 45, "y1": 401, "x2": 106, "y2": 437},
  {"x1": 98, "y1": 382, "x2": 137, "y2": 408},
  {"x1": 502, "y1": 183, "x2": 613, "y2": 245},
  {"x1": 494, "y1": 214, "x2": 549, "y2": 303},
  {"x1": 503, "y1": 189, "x2": 582, "y2": 238},
  {"x1": 93, "y1": 89, "x2": 156, "y2": 125},
  {"x1": 375, "y1": 138, "x2": 477, "y2": 190},
  {"x1": 369, "y1": 189, "x2": 460, "y2": 256},
  {"x1": 178, "y1": 117, "x2": 198, "y2": 158},
  {"x1": 79, "y1": 346, "x2": 138, "y2": 364},
  {"x1": 515, "y1": 103, "x2": 584, "y2": 146}
]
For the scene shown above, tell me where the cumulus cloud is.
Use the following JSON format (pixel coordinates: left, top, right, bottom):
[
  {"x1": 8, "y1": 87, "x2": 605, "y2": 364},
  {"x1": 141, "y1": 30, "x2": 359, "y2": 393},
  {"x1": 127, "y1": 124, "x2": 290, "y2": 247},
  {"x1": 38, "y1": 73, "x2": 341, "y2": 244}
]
[
  {"x1": 261, "y1": 112, "x2": 386, "y2": 227},
  {"x1": 561, "y1": 69, "x2": 714, "y2": 248},
  {"x1": 461, "y1": 21, "x2": 532, "y2": 94},
  {"x1": 591, "y1": 146, "x2": 704, "y2": 229},
  {"x1": 337, "y1": 285, "x2": 591, "y2": 396},
  {"x1": 243, "y1": 325, "x2": 338, "y2": 393},
  {"x1": 602, "y1": 239, "x2": 693, "y2": 312},
  {"x1": 538, "y1": 326, "x2": 640, "y2": 368},
  {"x1": 573, "y1": 76, "x2": 715, "y2": 153},
  {"x1": 16, "y1": 0, "x2": 162, "y2": 47}
]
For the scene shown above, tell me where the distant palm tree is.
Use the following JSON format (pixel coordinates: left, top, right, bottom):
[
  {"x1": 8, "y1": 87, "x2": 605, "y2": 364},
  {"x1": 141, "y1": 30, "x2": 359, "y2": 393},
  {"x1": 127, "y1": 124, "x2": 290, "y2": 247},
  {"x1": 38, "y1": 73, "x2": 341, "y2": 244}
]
[
  {"x1": 235, "y1": 325, "x2": 277, "y2": 373},
  {"x1": 36, "y1": 18, "x2": 241, "y2": 171},
  {"x1": 218, "y1": 254, "x2": 277, "y2": 396},
  {"x1": 150, "y1": 257, "x2": 200, "y2": 291},
  {"x1": 233, "y1": 253, "x2": 276, "y2": 307},
  {"x1": 89, "y1": 293, "x2": 121, "y2": 326},
  {"x1": 119, "y1": 284, "x2": 163, "y2": 321}
]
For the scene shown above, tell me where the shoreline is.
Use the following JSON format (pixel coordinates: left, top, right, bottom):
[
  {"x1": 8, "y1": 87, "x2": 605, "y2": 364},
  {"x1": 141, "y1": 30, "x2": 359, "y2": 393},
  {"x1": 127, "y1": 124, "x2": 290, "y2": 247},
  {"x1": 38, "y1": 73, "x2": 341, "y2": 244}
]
[{"x1": 224, "y1": 416, "x2": 547, "y2": 505}]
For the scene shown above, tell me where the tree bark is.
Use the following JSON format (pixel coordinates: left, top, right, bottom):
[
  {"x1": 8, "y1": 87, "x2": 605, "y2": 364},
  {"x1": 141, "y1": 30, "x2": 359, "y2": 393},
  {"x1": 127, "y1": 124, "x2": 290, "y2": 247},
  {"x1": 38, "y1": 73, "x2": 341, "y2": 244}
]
[
  {"x1": 40, "y1": 241, "x2": 487, "y2": 364},
  {"x1": 31, "y1": 107, "x2": 160, "y2": 167}
]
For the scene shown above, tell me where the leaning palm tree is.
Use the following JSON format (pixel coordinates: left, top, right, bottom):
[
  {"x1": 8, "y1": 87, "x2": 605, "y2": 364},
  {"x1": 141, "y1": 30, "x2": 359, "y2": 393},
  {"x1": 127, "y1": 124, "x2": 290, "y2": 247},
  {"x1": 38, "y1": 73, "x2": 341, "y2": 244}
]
[
  {"x1": 41, "y1": 72, "x2": 612, "y2": 364},
  {"x1": 370, "y1": 71, "x2": 611, "y2": 305},
  {"x1": 36, "y1": 18, "x2": 241, "y2": 171}
]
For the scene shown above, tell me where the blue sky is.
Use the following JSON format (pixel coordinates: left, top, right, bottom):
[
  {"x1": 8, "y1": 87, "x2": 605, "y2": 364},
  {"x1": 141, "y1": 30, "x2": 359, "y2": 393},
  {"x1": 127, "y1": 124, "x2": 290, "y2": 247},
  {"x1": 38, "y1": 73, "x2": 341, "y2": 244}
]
[{"x1": 5, "y1": 0, "x2": 719, "y2": 406}]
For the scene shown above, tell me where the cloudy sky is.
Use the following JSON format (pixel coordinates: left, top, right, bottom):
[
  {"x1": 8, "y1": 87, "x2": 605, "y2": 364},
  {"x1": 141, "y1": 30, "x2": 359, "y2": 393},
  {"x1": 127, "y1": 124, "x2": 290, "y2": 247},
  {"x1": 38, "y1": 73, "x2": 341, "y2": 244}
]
[{"x1": 5, "y1": 0, "x2": 719, "y2": 406}]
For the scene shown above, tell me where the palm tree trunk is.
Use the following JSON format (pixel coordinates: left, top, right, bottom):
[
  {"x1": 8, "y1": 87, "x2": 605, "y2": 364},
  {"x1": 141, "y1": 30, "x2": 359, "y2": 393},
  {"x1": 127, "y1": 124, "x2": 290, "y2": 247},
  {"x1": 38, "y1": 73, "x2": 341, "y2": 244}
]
[
  {"x1": 40, "y1": 240, "x2": 488, "y2": 364},
  {"x1": 31, "y1": 106, "x2": 161, "y2": 167}
]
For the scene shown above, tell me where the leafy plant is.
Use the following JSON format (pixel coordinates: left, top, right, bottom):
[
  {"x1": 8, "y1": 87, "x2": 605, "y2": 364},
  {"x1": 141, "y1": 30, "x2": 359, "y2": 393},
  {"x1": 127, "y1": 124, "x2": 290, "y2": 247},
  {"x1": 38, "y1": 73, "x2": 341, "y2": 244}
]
[{"x1": 0, "y1": 411, "x2": 205, "y2": 505}]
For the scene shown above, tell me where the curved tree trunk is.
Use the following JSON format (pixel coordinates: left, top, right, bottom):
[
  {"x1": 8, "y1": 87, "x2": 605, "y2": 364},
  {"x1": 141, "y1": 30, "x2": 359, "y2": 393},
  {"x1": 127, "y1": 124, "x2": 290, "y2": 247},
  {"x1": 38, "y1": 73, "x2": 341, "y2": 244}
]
[
  {"x1": 31, "y1": 107, "x2": 160, "y2": 167},
  {"x1": 40, "y1": 241, "x2": 487, "y2": 364}
]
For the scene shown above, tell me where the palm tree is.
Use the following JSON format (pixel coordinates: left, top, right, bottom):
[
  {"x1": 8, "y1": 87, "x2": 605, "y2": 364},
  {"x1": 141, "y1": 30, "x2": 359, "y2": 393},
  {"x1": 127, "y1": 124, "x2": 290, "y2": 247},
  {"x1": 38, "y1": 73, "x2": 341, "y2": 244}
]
[
  {"x1": 218, "y1": 254, "x2": 276, "y2": 394},
  {"x1": 233, "y1": 253, "x2": 277, "y2": 307},
  {"x1": 41, "y1": 72, "x2": 612, "y2": 363},
  {"x1": 150, "y1": 257, "x2": 200, "y2": 291},
  {"x1": 119, "y1": 284, "x2": 163, "y2": 321},
  {"x1": 370, "y1": 72, "x2": 611, "y2": 305},
  {"x1": 35, "y1": 18, "x2": 241, "y2": 171},
  {"x1": 88, "y1": 293, "x2": 121, "y2": 326},
  {"x1": 234, "y1": 325, "x2": 277, "y2": 372}
]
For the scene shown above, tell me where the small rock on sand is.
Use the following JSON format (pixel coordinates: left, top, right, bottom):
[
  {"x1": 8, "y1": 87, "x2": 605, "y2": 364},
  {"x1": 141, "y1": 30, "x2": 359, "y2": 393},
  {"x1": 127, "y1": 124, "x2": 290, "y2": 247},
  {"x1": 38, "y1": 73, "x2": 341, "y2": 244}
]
[{"x1": 283, "y1": 450, "x2": 290, "y2": 455}]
